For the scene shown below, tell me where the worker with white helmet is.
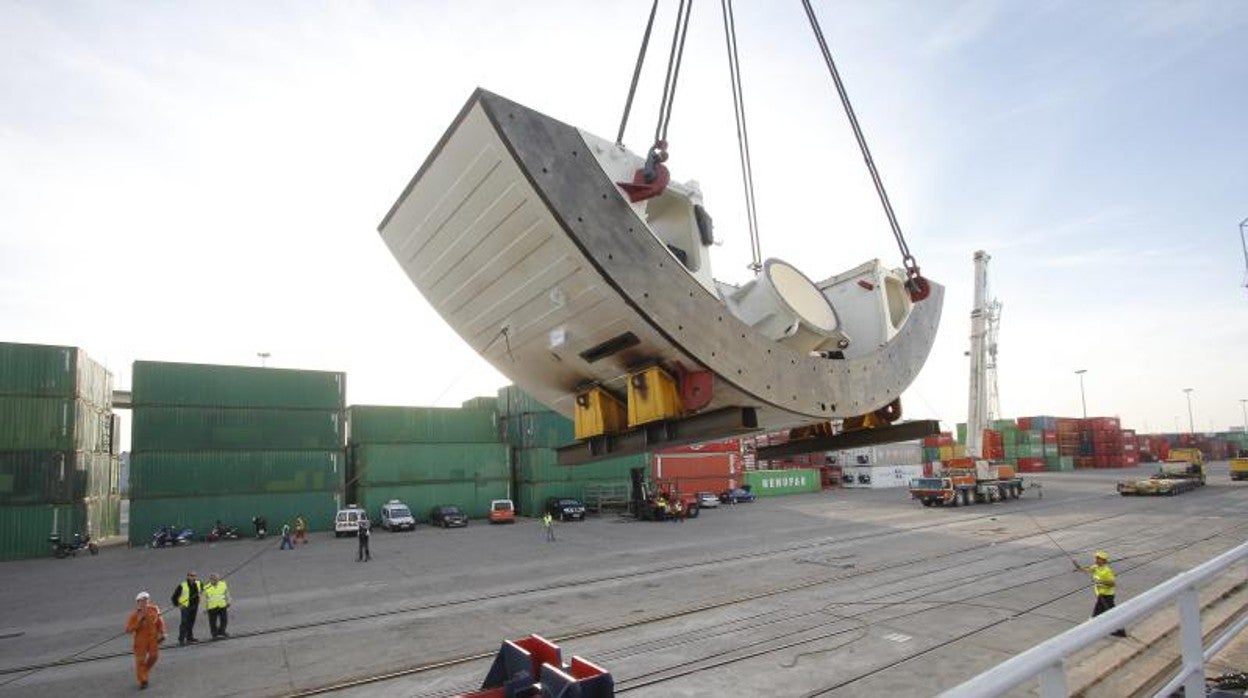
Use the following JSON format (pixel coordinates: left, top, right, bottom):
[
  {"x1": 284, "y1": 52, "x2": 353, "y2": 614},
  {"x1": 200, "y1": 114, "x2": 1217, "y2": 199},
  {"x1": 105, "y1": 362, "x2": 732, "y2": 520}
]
[
  {"x1": 124, "y1": 591, "x2": 166, "y2": 689},
  {"x1": 1075, "y1": 551, "x2": 1127, "y2": 638}
]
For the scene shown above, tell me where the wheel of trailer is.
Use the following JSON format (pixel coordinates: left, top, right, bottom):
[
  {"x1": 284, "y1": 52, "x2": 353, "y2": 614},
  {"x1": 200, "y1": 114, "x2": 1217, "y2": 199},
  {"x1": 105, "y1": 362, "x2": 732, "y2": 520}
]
[
  {"x1": 947, "y1": 493, "x2": 959, "y2": 507},
  {"x1": 922, "y1": 499, "x2": 933, "y2": 507},
  {"x1": 961, "y1": 489, "x2": 972, "y2": 506},
  {"x1": 688, "y1": 505, "x2": 699, "y2": 519}
]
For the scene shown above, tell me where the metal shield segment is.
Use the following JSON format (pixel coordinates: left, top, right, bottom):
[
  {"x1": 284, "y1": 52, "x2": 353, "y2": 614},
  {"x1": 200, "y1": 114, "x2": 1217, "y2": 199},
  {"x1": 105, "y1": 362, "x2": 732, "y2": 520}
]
[{"x1": 378, "y1": 89, "x2": 943, "y2": 428}]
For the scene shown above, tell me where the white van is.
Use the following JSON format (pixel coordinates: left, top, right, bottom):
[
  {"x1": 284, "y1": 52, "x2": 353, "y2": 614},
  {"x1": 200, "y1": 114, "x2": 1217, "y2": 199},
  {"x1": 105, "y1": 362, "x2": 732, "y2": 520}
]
[
  {"x1": 334, "y1": 506, "x2": 368, "y2": 537},
  {"x1": 380, "y1": 500, "x2": 416, "y2": 531}
]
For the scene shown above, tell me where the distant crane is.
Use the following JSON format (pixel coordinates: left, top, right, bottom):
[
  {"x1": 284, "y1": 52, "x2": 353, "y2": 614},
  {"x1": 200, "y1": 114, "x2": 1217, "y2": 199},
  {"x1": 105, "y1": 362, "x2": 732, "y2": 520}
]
[
  {"x1": 966, "y1": 251, "x2": 1002, "y2": 459},
  {"x1": 1239, "y1": 217, "x2": 1248, "y2": 291}
]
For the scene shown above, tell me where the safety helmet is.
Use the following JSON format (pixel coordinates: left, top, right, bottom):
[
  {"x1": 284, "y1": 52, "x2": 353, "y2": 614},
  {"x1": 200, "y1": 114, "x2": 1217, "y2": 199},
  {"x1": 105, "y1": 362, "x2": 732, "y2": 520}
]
[
  {"x1": 1094, "y1": 551, "x2": 1108, "y2": 560},
  {"x1": 136, "y1": 591, "x2": 150, "y2": 601}
]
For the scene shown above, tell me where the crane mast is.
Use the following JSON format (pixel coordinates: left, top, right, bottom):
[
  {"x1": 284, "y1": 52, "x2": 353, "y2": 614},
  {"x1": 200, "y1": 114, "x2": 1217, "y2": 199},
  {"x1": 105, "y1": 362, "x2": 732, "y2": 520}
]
[{"x1": 966, "y1": 251, "x2": 998, "y2": 458}]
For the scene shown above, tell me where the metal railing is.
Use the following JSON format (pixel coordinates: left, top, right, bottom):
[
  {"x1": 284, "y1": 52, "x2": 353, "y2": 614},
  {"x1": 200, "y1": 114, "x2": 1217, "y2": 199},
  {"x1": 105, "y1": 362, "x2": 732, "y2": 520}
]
[{"x1": 941, "y1": 540, "x2": 1248, "y2": 698}]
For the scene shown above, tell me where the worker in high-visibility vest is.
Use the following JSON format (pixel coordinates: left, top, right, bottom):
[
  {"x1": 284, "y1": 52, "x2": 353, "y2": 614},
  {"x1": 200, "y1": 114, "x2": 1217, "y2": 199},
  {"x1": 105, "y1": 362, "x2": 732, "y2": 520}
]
[
  {"x1": 169, "y1": 571, "x2": 203, "y2": 646},
  {"x1": 1075, "y1": 551, "x2": 1127, "y2": 637},
  {"x1": 203, "y1": 573, "x2": 232, "y2": 640},
  {"x1": 124, "y1": 591, "x2": 165, "y2": 690}
]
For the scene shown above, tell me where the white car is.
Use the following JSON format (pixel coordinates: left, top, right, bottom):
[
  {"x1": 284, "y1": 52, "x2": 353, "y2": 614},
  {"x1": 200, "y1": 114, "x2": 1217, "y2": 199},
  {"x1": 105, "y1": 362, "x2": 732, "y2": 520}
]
[
  {"x1": 380, "y1": 500, "x2": 416, "y2": 531},
  {"x1": 697, "y1": 491, "x2": 720, "y2": 509},
  {"x1": 334, "y1": 506, "x2": 368, "y2": 537}
]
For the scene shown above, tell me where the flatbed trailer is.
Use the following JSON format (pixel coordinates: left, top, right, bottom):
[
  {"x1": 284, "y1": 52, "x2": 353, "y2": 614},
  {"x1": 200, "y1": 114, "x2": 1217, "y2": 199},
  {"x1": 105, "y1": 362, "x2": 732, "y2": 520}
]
[
  {"x1": 909, "y1": 461, "x2": 1025, "y2": 507},
  {"x1": 1117, "y1": 458, "x2": 1206, "y2": 496}
]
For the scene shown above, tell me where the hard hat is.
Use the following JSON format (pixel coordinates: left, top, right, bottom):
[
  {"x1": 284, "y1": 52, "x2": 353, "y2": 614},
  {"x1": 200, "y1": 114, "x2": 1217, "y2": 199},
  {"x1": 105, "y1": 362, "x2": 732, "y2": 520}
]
[
  {"x1": 136, "y1": 591, "x2": 150, "y2": 601},
  {"x1": 1094, "y1": 551, "x2": 1109, "y2": 560}
]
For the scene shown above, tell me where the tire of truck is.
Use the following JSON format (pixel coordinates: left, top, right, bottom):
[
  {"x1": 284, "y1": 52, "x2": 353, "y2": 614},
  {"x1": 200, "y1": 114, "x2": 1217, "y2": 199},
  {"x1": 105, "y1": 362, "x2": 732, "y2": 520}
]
[
  {"x1": 1010, "y1": 484, "x2": 1021, "y2": 499},
  {"x1": 687, "y1": 504, "x2": 700, "y2": 519},
  {"x1": 962, "y1": 488, "x2": 972, "y2": 506},
  {"x1": 947, "y1": 492, "x2": 959, "y2": 507},
  {"x1": 921, "y1": 499, "x2": 933, "y2": 507}
]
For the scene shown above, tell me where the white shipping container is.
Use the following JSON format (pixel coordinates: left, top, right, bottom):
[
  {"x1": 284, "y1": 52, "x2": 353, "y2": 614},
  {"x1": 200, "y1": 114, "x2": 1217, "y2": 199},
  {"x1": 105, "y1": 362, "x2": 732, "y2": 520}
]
[
  {"x1": 834, "y1": 441, "x2": 924, "y2": 467},
  {"x1": 846, "y1": 464, "x2": 926, "y2": 489}
]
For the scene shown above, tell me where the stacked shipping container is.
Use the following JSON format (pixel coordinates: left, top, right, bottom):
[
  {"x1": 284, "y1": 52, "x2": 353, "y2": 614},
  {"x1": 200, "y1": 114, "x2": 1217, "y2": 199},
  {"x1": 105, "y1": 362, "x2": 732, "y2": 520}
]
[
  {"x1": 128, "y1": 362, "x2": 346, "y2": 544},
  {"x1": 347, "y1": 405, "x2": 508, "y2": 520},
  {"x1": 0, "y1": 343, "x2": 120, "y2": 559},
  {"x1": 836, "y1": 441, "x2": 925, "y2": 489}
]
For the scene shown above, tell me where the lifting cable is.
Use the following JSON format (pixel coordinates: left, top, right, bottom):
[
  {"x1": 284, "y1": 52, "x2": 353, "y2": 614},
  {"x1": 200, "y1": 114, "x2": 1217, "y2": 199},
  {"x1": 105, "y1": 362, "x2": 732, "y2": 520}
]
[
  {"x1": 720, "y1": 0, "x2": 764, "y2": 273},
  {"x1": 800, "y1": 0, "x2": 930, "y2": 301},
  {"x1": 615, "y1": 0, "x2": 660, "y2": 146}
]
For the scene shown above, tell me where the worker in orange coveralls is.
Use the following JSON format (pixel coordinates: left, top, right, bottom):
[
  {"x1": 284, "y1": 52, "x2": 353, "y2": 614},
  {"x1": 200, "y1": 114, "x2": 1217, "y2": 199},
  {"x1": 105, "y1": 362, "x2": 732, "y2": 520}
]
[{"x1": 125, "y1": 591, "x2": 166, "y2": 690}]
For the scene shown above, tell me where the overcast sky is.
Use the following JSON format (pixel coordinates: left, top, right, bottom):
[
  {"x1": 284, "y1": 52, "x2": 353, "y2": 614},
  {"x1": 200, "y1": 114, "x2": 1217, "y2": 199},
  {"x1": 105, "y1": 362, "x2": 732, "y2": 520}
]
[{"x1": 2, "y1": 1, "x2": 1246, "y2": 444}]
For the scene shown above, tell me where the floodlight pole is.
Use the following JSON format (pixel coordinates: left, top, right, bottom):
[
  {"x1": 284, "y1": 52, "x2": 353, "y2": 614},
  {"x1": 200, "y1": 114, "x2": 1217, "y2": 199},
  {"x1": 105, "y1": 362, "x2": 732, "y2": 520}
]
[
  {"x1": 1075, "y1": 369, "x2": 1088, "y2": 419},
  {"x1": 257, "y1": 352, "x2": 271, "y2": 368},
  {"x1": 1183, "y1": 388, "x2": 1195, "y2": 435}
]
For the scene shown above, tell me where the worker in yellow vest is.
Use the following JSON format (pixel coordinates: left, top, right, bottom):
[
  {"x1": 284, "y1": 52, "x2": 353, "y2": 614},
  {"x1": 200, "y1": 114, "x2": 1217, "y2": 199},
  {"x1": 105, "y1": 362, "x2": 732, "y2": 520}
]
[
  {"x1": 203, "y1": 573, "x2": 232, "y2": 640},
  {"x1": 1075, "y1": 551, "x2": 1127, "y2": 637},
  {"x1": 169, "y1": 571, "x2": 202, "y2": 646}
]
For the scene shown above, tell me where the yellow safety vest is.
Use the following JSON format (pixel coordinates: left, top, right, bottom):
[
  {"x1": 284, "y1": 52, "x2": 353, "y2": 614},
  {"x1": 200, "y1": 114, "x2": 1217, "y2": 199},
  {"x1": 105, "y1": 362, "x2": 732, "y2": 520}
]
[
  {"x1": 1091, "y1": 565, "x2": 1116, "y2": 596},
  {"x1": 176, "y1": 580, "x2": 202, "y2": 607},
  {"x1": 203, "y1": 581, "x2": 229, "y2": 610}
]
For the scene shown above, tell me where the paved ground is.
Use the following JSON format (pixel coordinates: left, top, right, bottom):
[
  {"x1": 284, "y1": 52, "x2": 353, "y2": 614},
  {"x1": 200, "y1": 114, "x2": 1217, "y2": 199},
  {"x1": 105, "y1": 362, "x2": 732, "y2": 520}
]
[{"x1": 1, "y1": 463, "x2": 1246, "y2": 697}]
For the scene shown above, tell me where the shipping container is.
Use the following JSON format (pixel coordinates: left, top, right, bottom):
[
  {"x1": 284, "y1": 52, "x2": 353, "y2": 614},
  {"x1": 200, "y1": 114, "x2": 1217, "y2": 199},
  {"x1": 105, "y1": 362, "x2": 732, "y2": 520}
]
[
  {"x1": 127, "y1": 491, "x2": 341, "y2": 546},
  {"x1": 130, "y1": 450, "x2": 344, "y2": 498},
  {"x1": 0, "y1": 342, "x2": 112, "y2": 407},
  {"x1": 0, "y1": 502, "x2": 86, "y2": 560},
  {"x1": 85, "y1": 493, "x2": 121, "y2": 539},
  {"x1": 836, "y1": 441, "x2": 924, "y2": 466},
  {"x1": 0, "y1": 397, "x2": 111, "y2": 451},
  {"x1": 460, "y1": 396, "x2": 499, "y2": 412},
  {"x1": 500, "y1": 411, "x2": 575, "y2": 449},
  {"x1": 743, "y1": 468, "x2": 822, "y2": 496},
  {"x1": 655, "y1": 439, "x2": 741, "y2": 455},
  {"x1": 131, "y1": 407, "x2": 343, "y2": 451},
  {"x1": 348, "y1": 405, "x2": 497, "y2": 444},
  {"x1": 0, "y1": 451, "x2": 84, "y2": 503},
  {"x1": 652, "y1": 452, "x2": 737, "y2": 493},
  {"x1": 356, "y1": 481, "x2": 508, "y2": 521},
  {"x1": 496, "y1": 385, "x2": 555, "y2": 416},
  {"x1": 513, "y1": 480, "x2": 626, "y2": 518},
  {"x1": 349, "y1": 443, "x2": 507, "y2": 486},
  {"x1": 514, "y1": 448, "x2": 648, "y2": 483},
  {"x1": 132, "y1": 361, "x2": 345, "y2": 410},
  {"x1": 842, "y1": 464, "x2": 924, "y2": 489}
]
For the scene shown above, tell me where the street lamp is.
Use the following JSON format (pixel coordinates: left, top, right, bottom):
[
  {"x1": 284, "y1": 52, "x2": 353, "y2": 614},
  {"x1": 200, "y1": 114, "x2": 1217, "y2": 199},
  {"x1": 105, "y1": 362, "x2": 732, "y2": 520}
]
[
  {"x1": 1183, "y1": 388, "x2": 1195, "y2": 434},
  {"x1": 1074, "y1": 369, "x2": 1088, "y2": 419},
  {"x1": 1240, "y1": 399, "x2": 1247, "y2": 434},
  {"x1": 257, "y1": 352, "x2": 271, "y2": 368}
]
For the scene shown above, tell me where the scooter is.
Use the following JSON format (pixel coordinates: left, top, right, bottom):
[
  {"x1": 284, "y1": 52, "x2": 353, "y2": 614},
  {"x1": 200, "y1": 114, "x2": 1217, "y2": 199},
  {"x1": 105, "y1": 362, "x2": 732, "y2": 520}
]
[
  {"x1": 50, "y1": 532, "x2": 99, "y2": 558},
  {"x1": 206, "y1": 522, "x2": 240, "y2": 542},
  {"x1": 151, "y1": 525, "x2": 194, "y2": 548},
  {"x1": 252, "y1": 516, "x2": 268, "y2": 540}
]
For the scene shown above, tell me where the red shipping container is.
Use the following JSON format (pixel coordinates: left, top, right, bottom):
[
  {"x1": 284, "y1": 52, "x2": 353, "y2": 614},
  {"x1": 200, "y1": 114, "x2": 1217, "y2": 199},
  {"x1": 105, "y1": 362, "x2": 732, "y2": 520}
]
[
  {"x1": 946, "y1": 457, "x2": 975, "y2": 469},
  {"x1": 658, "y1": 439, "x2": 740, "y2": 455},
  {"x1": 1017, "y1": 457, "x2": 1046, "y2": 472},
  {"x1": 1124, "y1": 453, "x2": 1139, "y2": 465},
  {"x1": 1042, "y1": 430, "x2": 1057, "y2": 443},
  {"x1": 653, "y1": 452, "x2": 737, "y2": 493},
  {"x1": 1017, "y1": 417, "x2": 1033, "y2": 430},
  {"x1": 1057, "y1": 418, "x2": 1082, "y2": 433},
  {"x1": 1087, "y1": 417, "x2": 1121, "y2": 431},
  {"x1": 1075, "y1": 456, "x2": 1096, "y2": 469}
]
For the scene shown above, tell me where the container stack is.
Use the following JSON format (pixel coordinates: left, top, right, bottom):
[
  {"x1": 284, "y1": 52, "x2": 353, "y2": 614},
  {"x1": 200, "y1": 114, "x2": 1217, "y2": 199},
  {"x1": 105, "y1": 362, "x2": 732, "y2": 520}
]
[
  {"x1": 0, "y1": 343, "x2": 119, "y2": 559},
  {"x1": 499, "y1": 386, "x2": 645, "y2": 516},
  {"x1": 1082, "y1": 417, "x2": 1127, "y2": 468},
  {"x1": 347, "y1": 405, "x2": 508, "y2": 520},
  {"x1": 838, "y1": 441, "x2": 925, "y2": 489},
  {"x1": 128, "y1": 361, "x2": 346, "y2": 544}
]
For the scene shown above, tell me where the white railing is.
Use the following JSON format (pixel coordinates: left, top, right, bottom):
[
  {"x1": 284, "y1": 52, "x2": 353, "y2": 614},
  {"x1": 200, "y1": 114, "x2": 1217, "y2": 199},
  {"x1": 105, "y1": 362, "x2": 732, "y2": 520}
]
[{"x1": 941, "y1": 540, "x2": 1248, "y2": 698}]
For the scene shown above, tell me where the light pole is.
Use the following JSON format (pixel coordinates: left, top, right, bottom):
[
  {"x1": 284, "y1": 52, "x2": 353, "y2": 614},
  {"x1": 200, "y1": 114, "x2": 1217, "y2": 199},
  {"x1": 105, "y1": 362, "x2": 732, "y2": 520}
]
[
  {"x1": 1183, "y1": 388, "x2": 1195, "y2": 434},
  {"x1": 1240, "y1": 399, "x2": 1247, "y2": 433},
  {"x1": 1074, "y1": 369, "x2": 1088, "y2": 419},
  {"x1": 257, "y1": 352, "x2": 271, "y2": 368}
]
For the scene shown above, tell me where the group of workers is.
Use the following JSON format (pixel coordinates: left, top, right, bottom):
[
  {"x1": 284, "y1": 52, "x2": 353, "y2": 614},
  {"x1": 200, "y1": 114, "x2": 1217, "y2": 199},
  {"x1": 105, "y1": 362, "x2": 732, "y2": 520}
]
[{"x1": 125, "y1": 570, "x2": 231, "y2": 689}]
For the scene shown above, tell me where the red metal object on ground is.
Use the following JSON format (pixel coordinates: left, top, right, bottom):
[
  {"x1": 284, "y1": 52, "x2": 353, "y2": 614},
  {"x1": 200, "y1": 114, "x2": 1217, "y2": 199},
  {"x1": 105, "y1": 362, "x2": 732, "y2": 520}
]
[{"x1": 456, "y1": 634, "x2": 613, "y2": 698}]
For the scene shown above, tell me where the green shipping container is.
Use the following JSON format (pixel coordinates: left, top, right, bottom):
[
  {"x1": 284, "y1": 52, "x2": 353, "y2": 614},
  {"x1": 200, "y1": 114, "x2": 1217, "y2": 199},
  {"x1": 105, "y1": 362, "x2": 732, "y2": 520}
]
[
  {"x1": 132, "y1": 407, "x2": 343, "y2": 451},
  {"x1": 85, "y1": 493, "x2": 121, "y2": 538},
  {"x1": 990, "y1": 419, "x2": 1018, "y2": 431},
  {"x1": 132, "y1": 361, "x2": 345, "y2": 410},
  {"x1": 922, "y1": 446, "x2": 940, "y2": 462},
  {"x1": 0, "y1": 342, "x2": 112, "y2": 407},
  {"x1": 348, "y1": 406, "x2": 498, "y2": 444},
  {"x1": 956, "y1": 423, "x2": 967, "y2": 444},
  {"x1": 127, "y1": 491, "x2": 341, "y2": 546},
  {"x1": 356, "y1": 481, "x2": 509, "y2": 521},
  {"x1": 0, "y1": 502, "x2": 86, "y2": 560},
  {"x1": 743, "y1": 469, "x2": 821, "y2": 496},
  {"x1": 515, "y1": 448, "x2": 648, "y2": 483},
  {"x1": 496, "y1": 385, "x2": 555, "y2": 416},
  {"x1": 350, "y1": 443, "x2": 508, "y2": 486},
  {"x1": 1049, "y1": 456, "x2": 1075, "y2": 471},
  {"x1": 0, "y1": 397, "x2": 112, "y2": 451},
  {"x1": 461, "y1": 396, "x2": 499, "y2": 412},
  {"x1": 0, "y1": 451, "x2": 84, "y2": 503},
  {"x1": 130, "y1": 450, "x2": 344, "y2": 498},
  {"x1": 501, "y1": 412, "x2": 575, "y2": 449}
]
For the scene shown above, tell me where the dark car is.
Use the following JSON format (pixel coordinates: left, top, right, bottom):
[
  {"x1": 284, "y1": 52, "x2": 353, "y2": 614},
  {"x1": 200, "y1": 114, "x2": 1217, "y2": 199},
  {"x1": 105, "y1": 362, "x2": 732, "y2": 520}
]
[
  {"x1": 719, "y1": 487, "x2": 756, "y2": 504},
  {"x1": 429, "y1": 505, "x2": 468, "y2": 528},
  {"x1": 545, "y1": 497, "x2": 586, "y2": 521}
]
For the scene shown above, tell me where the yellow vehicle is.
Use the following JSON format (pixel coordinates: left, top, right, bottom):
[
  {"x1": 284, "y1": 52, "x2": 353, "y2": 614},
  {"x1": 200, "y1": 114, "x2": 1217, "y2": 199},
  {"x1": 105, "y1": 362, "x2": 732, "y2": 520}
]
[
  {"x1": 1168, "y1": 448, "x2": 1205, "y2": 467},
  {"x1": 1231, "y1": 450, "x2": 1248, "y2": 482},
  {"x1": 1119, "y1": 447, "x2": 1207, "y2": 496}
]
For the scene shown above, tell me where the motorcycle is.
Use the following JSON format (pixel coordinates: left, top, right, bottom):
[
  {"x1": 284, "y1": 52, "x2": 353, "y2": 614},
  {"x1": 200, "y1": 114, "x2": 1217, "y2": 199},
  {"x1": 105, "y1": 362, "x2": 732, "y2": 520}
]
[
  {"x1": 151, "y1": 525, "x2": 194, "y2": 548},
  {"x1": 206, "y1": 521, "x2": 240, "y2": 542},
  {"x1": 50, "y1": 531, "x2": 98, "y2": 558},
  {"x1": 252, "y1": 516, "x2": 268, "y2": 540}
]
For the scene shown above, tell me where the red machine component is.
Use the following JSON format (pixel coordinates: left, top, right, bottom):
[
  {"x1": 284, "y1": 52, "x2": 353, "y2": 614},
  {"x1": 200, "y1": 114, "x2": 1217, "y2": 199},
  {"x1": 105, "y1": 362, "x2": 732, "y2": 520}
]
[
  {"x1": 671, "y1": 362, "x2": 713, "y2": 412},
  {"x1": 456, "y1": 634, "x2": 614, "y2": 698}
]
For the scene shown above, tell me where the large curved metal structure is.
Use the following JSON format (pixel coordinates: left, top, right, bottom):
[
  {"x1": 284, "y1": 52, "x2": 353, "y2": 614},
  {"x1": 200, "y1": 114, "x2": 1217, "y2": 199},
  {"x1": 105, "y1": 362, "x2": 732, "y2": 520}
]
[{"x1": 379, "y1": 89, "x2": 943, "y2": 433}]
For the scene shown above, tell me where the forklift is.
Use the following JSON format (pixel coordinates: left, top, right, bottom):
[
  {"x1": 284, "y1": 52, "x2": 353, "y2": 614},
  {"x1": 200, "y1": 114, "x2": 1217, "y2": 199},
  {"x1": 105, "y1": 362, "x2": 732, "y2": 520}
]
[{"x1": 629, "y1": 468, "x2": 699, "y2": 521}]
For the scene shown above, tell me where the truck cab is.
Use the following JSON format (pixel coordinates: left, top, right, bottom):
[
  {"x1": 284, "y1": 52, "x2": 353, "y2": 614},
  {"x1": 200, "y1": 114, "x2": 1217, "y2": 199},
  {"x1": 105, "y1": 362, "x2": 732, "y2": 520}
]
[{"x1": 1230, "y1": 449, "x2": 1248, "y2": 481}]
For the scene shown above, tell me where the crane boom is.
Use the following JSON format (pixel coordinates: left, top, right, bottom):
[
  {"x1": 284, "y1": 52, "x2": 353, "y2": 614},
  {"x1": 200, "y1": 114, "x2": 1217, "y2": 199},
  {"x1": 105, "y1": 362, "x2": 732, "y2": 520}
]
[{"x1": 966, "y1": 251, "x2": 994, "y2": 458}]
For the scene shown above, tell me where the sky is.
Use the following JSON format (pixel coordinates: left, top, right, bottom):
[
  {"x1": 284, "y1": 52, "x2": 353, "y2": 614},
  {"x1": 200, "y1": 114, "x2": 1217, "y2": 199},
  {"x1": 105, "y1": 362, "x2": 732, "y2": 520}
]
[{"x1": 2, "y1": 0, "x2": 1246, "y2": 446}]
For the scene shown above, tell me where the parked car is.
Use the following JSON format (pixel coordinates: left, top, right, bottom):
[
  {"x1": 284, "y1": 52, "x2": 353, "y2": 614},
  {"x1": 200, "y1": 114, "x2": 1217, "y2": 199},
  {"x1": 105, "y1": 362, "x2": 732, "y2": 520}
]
[
  {"x1": 429, "y1": 505, "x2": 468, "y2": 528},
  {"x1": 546, "y1": 497, "x2": 586, "y2": 521},
  {"x1": 488, "y1": 499, "x2": 516, "y2": 524},
  {"x1": 697, "y1": 491, "x2": 720, "y2": 509},
  {"x1": 380, "y1": 500, "x2": 416, "y2": 531},
  {"x1": 334, "y1": 506, "x2": 368, "y2": 537},
  {"x1": 719, "y1": 487, "x2": 756, "y2": 504}
]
